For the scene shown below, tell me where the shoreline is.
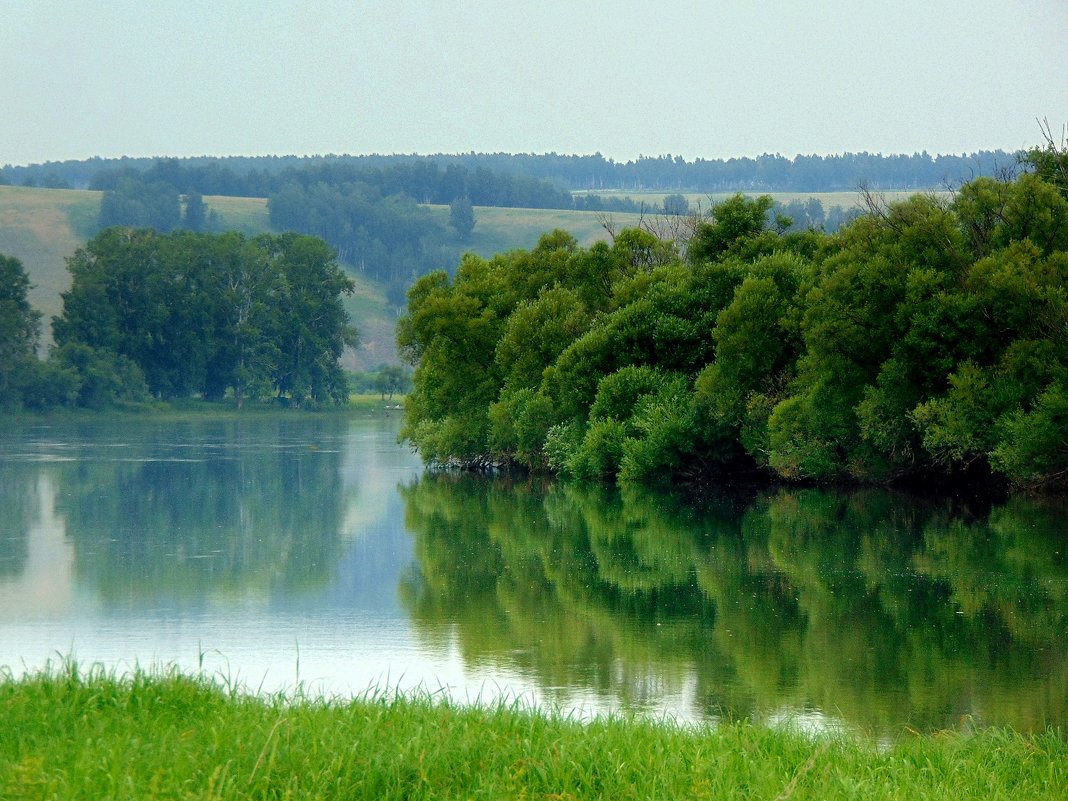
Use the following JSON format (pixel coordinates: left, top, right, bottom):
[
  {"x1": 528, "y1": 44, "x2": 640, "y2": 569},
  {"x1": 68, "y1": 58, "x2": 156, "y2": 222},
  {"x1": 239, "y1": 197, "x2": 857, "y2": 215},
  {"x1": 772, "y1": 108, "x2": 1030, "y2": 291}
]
[{"x1": 2, "y1": 665, "x2": 1064, "y2": 799}]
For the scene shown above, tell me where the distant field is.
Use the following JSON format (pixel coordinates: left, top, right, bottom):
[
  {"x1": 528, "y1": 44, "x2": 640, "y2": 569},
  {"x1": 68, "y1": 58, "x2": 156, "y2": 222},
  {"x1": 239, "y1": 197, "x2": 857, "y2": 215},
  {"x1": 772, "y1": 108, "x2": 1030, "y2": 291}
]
[
  {"x1": 573, "y1": 188, "x2": 933, "y2": 210},
  {"x1": 0, "y1": 186, "x2": 100, "y2": 333},
  {"x1": 202, "y1": 194, "x2": 273, "y2": 234},
  {"x1": 426, "y1": 204, "x2": 644, "y2": 257}
]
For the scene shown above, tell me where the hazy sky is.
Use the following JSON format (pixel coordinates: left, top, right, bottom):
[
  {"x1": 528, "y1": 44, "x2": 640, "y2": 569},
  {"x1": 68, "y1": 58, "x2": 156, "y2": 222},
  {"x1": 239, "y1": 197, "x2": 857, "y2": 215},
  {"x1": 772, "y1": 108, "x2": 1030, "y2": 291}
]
[{"x1": 2, "y1": 0, "x2": 1066, "y2": 166}]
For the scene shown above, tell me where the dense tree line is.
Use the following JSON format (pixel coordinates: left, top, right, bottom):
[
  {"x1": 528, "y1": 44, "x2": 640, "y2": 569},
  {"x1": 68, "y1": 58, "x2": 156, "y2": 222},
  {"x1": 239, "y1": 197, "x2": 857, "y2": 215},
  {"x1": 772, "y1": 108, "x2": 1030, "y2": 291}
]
[
  {"x1": 398, "y1": 154, "x2": 1068, "y2": 491},
  {"x1": 0, "y1": 230, "x2": 357, "y2": 410},
  {"x1": 5, "y1": 149, "x2": 1018, "y2": 196},
  {"x1": 82, "y1": 158, "x2": 581, "y2": 210},
  {"x1": 266, "y1": 179, "x2": 450, "y2": 289},
  {"x1": 97, "y1": 177, "x2": 218, "y2": 232}
]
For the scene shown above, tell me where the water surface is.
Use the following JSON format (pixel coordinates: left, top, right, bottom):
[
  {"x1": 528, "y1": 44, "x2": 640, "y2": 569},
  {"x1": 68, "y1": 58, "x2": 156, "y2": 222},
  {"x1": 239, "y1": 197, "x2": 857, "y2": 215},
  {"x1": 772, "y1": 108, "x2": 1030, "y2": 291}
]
[{"x1": 1, "y1": 415, "x2": 1065, "y2": 736}]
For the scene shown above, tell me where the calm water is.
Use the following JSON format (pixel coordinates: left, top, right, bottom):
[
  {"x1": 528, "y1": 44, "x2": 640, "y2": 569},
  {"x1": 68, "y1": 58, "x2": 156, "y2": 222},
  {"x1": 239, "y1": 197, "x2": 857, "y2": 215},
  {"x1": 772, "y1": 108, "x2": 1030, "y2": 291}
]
[{"x1": 1, "y1": 415, "x2": 1065, "y2": 736}]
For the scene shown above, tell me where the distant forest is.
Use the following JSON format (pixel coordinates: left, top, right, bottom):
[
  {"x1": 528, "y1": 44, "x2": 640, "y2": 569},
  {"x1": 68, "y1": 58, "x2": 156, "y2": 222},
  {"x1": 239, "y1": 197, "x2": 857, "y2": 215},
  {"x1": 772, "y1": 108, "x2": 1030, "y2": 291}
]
[{"x1": 1, "y1": 149, "x2": 1018, "y2": 197}]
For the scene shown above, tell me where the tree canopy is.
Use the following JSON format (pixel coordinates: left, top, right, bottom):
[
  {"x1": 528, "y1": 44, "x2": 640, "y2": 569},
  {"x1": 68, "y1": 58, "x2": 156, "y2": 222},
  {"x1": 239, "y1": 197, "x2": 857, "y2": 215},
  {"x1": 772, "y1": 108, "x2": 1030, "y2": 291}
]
[
  {"x1": 0, "y1": 255, "x2": 42, "y2": 408},
  {"x1": 399, "y1": 171, "x2": 1068, "y2": 491},
  {"x1": 53, "y1": 229, "x2": 357, "y2": 406},
  {"x1": 7, "y1": 149, "x2": 1020, "y2": 196}
]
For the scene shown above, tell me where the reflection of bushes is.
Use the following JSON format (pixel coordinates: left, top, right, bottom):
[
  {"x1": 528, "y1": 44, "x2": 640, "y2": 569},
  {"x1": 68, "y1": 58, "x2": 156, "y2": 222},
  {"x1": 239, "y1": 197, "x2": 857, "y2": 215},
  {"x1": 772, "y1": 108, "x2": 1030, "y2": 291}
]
[
  {"x1": 401, "y1": 477, "x2": 1068, "y2": 733},
  {"x1": 55, "y1": 417, "x2": 354, "y2": 599},
  {"x1": 0, "y1": 462, "x2": 34, "y2": 578}
]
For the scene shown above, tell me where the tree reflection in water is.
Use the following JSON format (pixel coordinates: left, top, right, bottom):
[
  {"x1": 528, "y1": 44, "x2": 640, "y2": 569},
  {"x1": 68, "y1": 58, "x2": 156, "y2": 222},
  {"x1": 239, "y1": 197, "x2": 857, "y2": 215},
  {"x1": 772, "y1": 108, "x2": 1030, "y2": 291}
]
[{"x1": 400, "y1": 475, "x2": 1068, "y2": 735}]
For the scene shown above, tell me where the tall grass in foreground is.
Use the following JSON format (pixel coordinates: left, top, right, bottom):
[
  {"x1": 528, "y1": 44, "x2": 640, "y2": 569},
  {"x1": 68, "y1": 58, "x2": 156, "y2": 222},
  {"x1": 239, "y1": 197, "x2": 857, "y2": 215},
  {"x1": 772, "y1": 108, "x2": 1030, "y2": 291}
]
[{"x1": 1, "y1": 664, "x2": 1064, "y2": 800}]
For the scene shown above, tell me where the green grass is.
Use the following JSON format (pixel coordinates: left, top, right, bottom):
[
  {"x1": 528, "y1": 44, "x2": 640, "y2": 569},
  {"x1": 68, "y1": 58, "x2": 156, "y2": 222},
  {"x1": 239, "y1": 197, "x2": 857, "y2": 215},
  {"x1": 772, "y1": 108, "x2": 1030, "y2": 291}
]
[
  {"x1": 426, "y1": 204, "x2": 645, "y2": 257},
  {"x1": 1, "y1": 663, "x2": 1064, "y2": 800},
  {"x1": 202, "y1": 194, "x2": 273, "y2": 234},
  {"x1": 0, "y1": 186, "x2": 101, "y2": 333}
]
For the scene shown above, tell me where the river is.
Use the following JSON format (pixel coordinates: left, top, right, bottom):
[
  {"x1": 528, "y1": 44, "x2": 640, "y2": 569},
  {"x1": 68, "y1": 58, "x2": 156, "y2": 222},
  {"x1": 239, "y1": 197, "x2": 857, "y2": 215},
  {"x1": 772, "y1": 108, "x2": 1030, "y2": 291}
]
[{"x1": 1, "y1": 413, "x2": 1065, "y2": 737}]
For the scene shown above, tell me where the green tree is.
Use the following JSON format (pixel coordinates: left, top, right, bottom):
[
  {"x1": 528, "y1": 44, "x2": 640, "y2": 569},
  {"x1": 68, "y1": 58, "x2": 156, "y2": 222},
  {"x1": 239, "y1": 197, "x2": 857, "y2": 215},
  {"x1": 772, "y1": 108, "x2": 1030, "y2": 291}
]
[
  {"x1": 661, "y1": 193, "x2": 689, "y2": 216},
  {"x1": 0, "y1": 254, "x2": 42, "y2": 407},
  {"x1": 54, "y1": 230, "x2": 357, "y2": 406},
  {"x1": 449, "y1": 196, "x2": 475, "y2": 240},
  {"x1": 98, "y1": 177, "x2": 182, "y2": 232},
  {"x1": 687, "y1": 194, "x2": 775, "y2": 263},
  {"x1": 1022, "y1": 119, "x2": 1068, "y2": 199},
  {"x1": 183, "y1": 192, "x2": 207, "y2": 231},
  {"x1": 373, "y1": 365, "x2": 409, "y2": 400},
  {"x1": 52, "y1": 342, "x2": 149, "y2": 408},
  {"x1": 242, "y1": 233, "x2": 357, "y2": 406}
]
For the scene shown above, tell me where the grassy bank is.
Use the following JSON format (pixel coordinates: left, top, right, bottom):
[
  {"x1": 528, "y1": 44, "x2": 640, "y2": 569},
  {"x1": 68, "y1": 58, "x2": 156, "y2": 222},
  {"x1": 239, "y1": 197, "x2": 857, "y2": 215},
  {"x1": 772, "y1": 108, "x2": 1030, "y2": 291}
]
[
  {"x1": 2, "y1": 396, "x2": 402, "y2": 423},
  {"x1": 1, "y1": 666, "x2": 1064, "y2": 800}
]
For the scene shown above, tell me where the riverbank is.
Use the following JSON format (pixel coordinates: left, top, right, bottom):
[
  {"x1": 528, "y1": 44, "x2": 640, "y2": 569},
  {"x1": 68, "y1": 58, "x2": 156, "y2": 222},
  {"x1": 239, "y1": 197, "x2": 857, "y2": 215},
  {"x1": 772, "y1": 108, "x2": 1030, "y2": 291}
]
[
  {"x1": 2, "y1": 393, "x2": 403, "y2": 421},
  {"x1": 2, "y1": 666, "x2": 1064, "y2": 800}
]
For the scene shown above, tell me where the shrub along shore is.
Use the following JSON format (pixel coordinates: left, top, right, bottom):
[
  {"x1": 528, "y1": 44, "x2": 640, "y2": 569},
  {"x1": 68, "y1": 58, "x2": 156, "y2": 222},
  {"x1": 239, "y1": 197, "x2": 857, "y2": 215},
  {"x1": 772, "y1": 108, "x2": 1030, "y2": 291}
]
[
  {"x1": 399, "y1": 156, "x2": 1068, "y2": 493},
  {"x1": 1, "y1": 665, "x2": 1064, "y2": 800}
]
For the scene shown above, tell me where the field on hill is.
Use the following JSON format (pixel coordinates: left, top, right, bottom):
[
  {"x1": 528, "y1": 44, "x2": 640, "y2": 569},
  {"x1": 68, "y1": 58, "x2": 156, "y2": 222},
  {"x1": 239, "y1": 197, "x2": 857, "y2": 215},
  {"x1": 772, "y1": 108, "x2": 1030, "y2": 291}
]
[
  {"x1": 0, "y1": 186, "x2": 99, "y2": 333},
  {"x1": 426, "y1": 204, "x2": 642, "y2": 256}
]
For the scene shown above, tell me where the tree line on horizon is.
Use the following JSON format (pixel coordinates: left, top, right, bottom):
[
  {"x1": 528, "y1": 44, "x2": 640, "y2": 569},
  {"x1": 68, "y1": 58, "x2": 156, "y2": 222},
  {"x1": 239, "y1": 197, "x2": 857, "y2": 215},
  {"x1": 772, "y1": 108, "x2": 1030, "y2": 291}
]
[
  {"x1": 398, "y1": 145, "x2": 1068, "y2": 491},
  {"x1": 2, "y1": 148, "x2": 1017, "y2": 196}
]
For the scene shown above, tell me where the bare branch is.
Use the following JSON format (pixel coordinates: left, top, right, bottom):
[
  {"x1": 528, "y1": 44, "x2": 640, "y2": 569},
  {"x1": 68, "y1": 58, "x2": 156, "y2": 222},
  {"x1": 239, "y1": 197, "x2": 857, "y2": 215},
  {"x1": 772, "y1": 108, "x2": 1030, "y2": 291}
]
[{"x1": 595, "y1": 211, "x2": 617, "y2": 242}]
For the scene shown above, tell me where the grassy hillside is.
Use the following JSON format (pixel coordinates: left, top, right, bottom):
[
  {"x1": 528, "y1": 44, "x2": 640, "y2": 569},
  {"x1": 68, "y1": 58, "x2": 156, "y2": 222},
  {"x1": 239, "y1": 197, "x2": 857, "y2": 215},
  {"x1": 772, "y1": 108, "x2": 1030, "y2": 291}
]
[
  {"x1": 427, "y1": 204, "x2": 642, "y2": 256},
  {"x1": 0, "y1": 186, "x2": 100, "y2": 334}
]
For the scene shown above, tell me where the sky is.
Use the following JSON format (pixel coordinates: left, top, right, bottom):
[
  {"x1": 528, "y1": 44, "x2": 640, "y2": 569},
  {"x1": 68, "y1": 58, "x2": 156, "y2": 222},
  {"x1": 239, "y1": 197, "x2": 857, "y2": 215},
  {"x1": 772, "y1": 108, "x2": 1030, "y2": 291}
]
[{"x1": 2, "y1": 0, "x2": 1066, "y2": 166}]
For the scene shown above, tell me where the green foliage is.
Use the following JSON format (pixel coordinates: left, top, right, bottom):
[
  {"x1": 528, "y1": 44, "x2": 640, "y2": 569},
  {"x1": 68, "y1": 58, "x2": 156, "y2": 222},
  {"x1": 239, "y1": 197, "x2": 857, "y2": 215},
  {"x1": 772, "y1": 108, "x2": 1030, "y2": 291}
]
[
  {"x1": 98, "y1": 176, "x2": 182, "y2": 232},
  {"x1": 400, "y1": 232, "x2": 599, "y2": 461},
  {"x1": 696, "y1": 254, "x2": 806, "y2": 432},
  {"x1": 399, "y1": 171, "x2": 1068, "y2": 490},
  {"x1": 448, "y1": 195, "x2": 475, "y2": 240},
  {"x1": 661, "y1": 193, "x2": 689, "y2": 216},
  {"x1": 992, "y1": 376, "x2": 1068, "y2": 486},
  {"x1": 349, "y1": 364, "x2": 412, "y2": 399},
  {"x1": 6, "y1": 665, "x2": 1066, "y2": 800},
  {"x1": 182, "y1": 191, "x2": 211, "y2": 231},
  {"x1": 0, "y1": 254, "x2": 41, "y2": 408},
  {"x1": 53, "y1": 229, "x2": 357, "y2": 406},
  {"x1": 268, "y1": 180, "x2": 448, "y2": 288},
  {"x1": 618, "y1": 374, "x2": 702, "y2": 484},
  {"x1": 52, "y1": 342, "x2": 149, "y2": 408},
  {"x1": 687, "y1": 193, "x2": 775, "y2": 263},
  {"x1": 566, "y1": 366, "x2": 678, "y2": 480}
]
